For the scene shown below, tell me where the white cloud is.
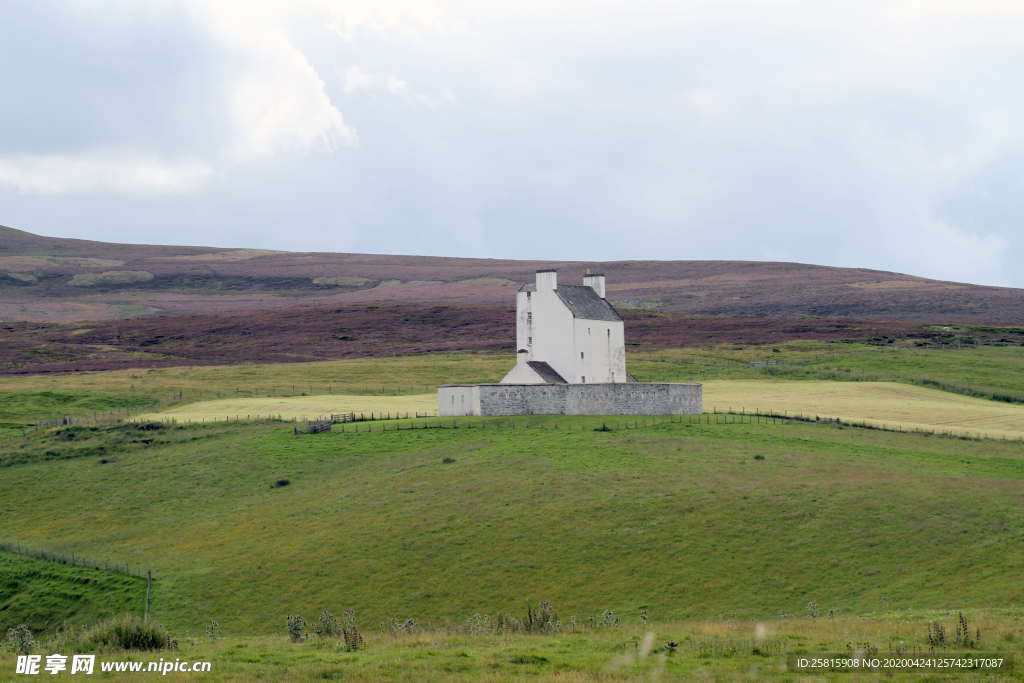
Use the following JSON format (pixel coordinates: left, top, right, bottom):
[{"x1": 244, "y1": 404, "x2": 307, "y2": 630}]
[
  {"x1": 0, "y1": 153, "x2": 212, "y2": 196},
  {"x1": 0, "y1": 0, "x2": 357, "y2": 195},
  {"x1": 188, "y1": 1, "x2": 357, "y2": 160}
]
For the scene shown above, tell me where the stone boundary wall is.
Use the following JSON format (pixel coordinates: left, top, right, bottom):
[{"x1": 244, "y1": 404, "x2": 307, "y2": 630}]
[{"x1": 438, "y1": 383, "x2": 702, "y2": 417}]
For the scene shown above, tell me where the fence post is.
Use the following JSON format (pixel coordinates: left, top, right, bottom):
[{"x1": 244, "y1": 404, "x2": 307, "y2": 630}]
[{"x1": 145, "y1": 569, "x2": 153, "y2": 621}]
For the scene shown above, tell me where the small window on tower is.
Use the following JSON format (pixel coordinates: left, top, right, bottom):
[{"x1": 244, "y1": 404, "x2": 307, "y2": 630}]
[
  {"x1": 580, "y1": 352, "x2": 584, "y2": 359},
  {"x1": 582, "y1": 376, "x2": 586, "y2": 383},
  {"x1": 528, "y1": 336, "x2": 532, "y2": 345}
]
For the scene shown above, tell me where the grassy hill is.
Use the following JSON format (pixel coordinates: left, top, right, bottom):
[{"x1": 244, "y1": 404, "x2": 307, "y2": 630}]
[
  {"x1": 4, "y1": 224, "x2": 1024, "y2": 324},
  {"x1": 1, "y1": 417, "x2": 1021, "y2": 638},
  {"x1": 0, "y1": 551, "x2": 145, "y2": 633}
]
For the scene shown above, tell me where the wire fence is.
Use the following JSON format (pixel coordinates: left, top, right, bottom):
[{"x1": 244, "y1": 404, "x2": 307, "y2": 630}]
[
  {"x1": 31, "y1": 386, "x2": 440, "y2": 429},
  {"x1": 308, "y1": 408, "x2": 1022, "y2": 442},
  {"x1": 0, "y1": 541, "x2": 151, "y2": 580},
  {"x1": 31, "y1": 400, "x2": 1022, "y2": 443}
]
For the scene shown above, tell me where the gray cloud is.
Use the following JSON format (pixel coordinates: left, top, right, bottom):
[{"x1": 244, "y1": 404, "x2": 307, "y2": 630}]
[{"x1": 1, "y1": 1, "x2": 1022, "y2": 287}]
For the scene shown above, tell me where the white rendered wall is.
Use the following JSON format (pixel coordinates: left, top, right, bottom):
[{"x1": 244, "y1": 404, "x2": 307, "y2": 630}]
[
  {"x1": 531, "y1": 285, "x2": 576, "y2": 381},
  {"x1": 501, "y1": 352, "x2": 546, "y2": 383},
  {"x1": 438, "y1": 385, "x2": 481, "y2": 416},
  {"x1": 514, "y1": 291, "x2": 531, "y2": 353},
  {"x1": 572, "y1": 318, "x2": 626, "y2": 383}
]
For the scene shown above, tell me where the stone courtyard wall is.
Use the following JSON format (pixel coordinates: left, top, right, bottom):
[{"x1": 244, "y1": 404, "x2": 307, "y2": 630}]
[{"x1": 438, "y1": 383, "x2": 701, "y2": 417}]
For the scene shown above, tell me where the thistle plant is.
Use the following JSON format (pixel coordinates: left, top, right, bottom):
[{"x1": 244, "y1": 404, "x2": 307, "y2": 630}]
[
  {"x1": 525, "y1": 601, "x2": 560, "y2": 634},
  {"x1": 463, "y1": 614, "x2": 491, "y2": 635},
  {"x1": 341, "y1": 609, "x2": 363, "y2": 651},
  {"x1": 316, "y1": 609, "x2": 341, "y2": 638},
  {"x1": 5, "y1": 625, "x2": 35, "y2": 655},
  {"x1": 382, "y1": 617, "x2": 418, "y2": 635},
  {"x1": 286, "y1": 615, "x2": 306, "y2": 643}
]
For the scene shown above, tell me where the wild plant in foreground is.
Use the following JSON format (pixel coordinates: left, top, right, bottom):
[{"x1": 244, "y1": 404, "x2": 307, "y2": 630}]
[
  {"x1": 926, "y1": 613, "x2": 981, "y2": 650},
  {"x1": 81, "y1": 615, "x2": 176, "y2": 651},
  {"x1": 286, "y1": 615, "x2": 306, "y2": 643},
  {"x1": 462, "y1": 614, "x2": 491, "y2": 635},
  {"x1": 525, "y1": 600, "x2": 560, "y2": 633},
  {"x1": 341, "y1": 609, "x2": 363, "y2": 651},
  {"x1": 495, "y1": 613, "x2": 523, "y2": 633},
  {"x1": 314, "y1": 609, "x2": 340, "y2": 638},
  {"x1": 5, "y1": 624, "x2": 35, "y2": 654},
  {"x1": 381, "y1": 617, "x2": 418, "y2": 635},
  {"x1": 955, "y1": 612, "x2": 979, "y2": 648},
  {"x1": 927, "y1": 621, "x2": 946, "y2": 648}
]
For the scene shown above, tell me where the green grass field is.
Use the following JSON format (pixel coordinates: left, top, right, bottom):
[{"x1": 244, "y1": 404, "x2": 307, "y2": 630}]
[
  {"x1": 4, "y1": 610, "x2": 1022, "y2": 680},
  {"x1": 1, "y1": 340, "x2": 1023, "y2": 425},
  {"x1": 1, "y1": 417, "x2": 1021, "y2": 640},
  {"x1": 630, "y1": 341, "x2": 1024, "y2": 402},
  {"x1": 2, "y1": 339, "x2": 1023, "y2": 679},
  {"x1": 0, "y1": 551, "x2": 145, "y2": 633},
  {"x1": 0, "y1": 354, "x2": 506, "y2": 418},
  {"x1": 0, "y1": 390, "x2": 155, "y2": 424}
]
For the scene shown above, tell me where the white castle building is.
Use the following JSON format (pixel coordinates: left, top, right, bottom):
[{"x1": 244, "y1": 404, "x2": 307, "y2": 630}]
[
  {"x1": 438, "y1": 269, "x2": 702, "y2": 417},
  {"x1": 500, "y1": 270, "x2": 627, "y2": 385}
]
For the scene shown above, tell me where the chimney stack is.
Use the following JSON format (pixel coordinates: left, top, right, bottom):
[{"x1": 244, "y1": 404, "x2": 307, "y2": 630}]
[
  {"x1": 535, "y1": 269, "x2": 557, "y2": 291},
  {"x1": 583, "y1": 273, "x2": 606, "y2": 298}
]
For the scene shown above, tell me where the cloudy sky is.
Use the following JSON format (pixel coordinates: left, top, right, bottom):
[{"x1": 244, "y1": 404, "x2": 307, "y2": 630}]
[{"x1": 2, "y1": 1, "x2": 1022, "y2": 286}]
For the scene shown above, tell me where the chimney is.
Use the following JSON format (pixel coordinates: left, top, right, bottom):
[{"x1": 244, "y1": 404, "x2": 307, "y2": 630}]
[
  {"x1": 535, "y1": 269, "x2": 557, "y2": 291},
  {"x1": 583, "y1": 273, "x2": 606, "y2": 298}
]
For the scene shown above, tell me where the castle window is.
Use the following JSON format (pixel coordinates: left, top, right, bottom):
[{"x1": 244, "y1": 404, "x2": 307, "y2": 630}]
[
  {"x1": 528, "y1": 336, "x2": 532, "y2": 345},
  {"x1": 580, "y1": 352, "x2": 584, "y2": 359},
  {"x1": 582, "y1": 376, "x2": 586, "y2": 383}
]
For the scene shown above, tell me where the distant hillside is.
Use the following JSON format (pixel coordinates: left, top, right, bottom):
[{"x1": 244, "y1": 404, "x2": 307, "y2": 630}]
[{"x1": 2, "y1": 224, "x2": 1024, "y2": 323}]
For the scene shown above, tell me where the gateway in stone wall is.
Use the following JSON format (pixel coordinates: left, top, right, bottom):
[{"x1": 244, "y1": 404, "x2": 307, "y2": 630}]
[{"x1": 437, "y1": 269, "x2": 702, "y2": 417}]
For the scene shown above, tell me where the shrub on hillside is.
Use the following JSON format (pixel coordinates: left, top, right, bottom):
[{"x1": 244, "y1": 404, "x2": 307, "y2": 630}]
[
  {"x1": 68, "y1": 271, "x2": 154, "y2": 287},
  {"x1": 81, "y1": 615, "x2": 176, "y2": 651}
]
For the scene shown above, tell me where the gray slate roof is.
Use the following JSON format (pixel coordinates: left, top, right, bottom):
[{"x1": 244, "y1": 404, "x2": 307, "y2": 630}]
[
  {"x1": 527, "y1": 361, "x2": 567, "y2": 384},
  {"x1": 518, "y1": 283, "x2": 622, "y2": 322},
  {"x1": 555, "y1": 285, "x2": 622, "y2": 321}
]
